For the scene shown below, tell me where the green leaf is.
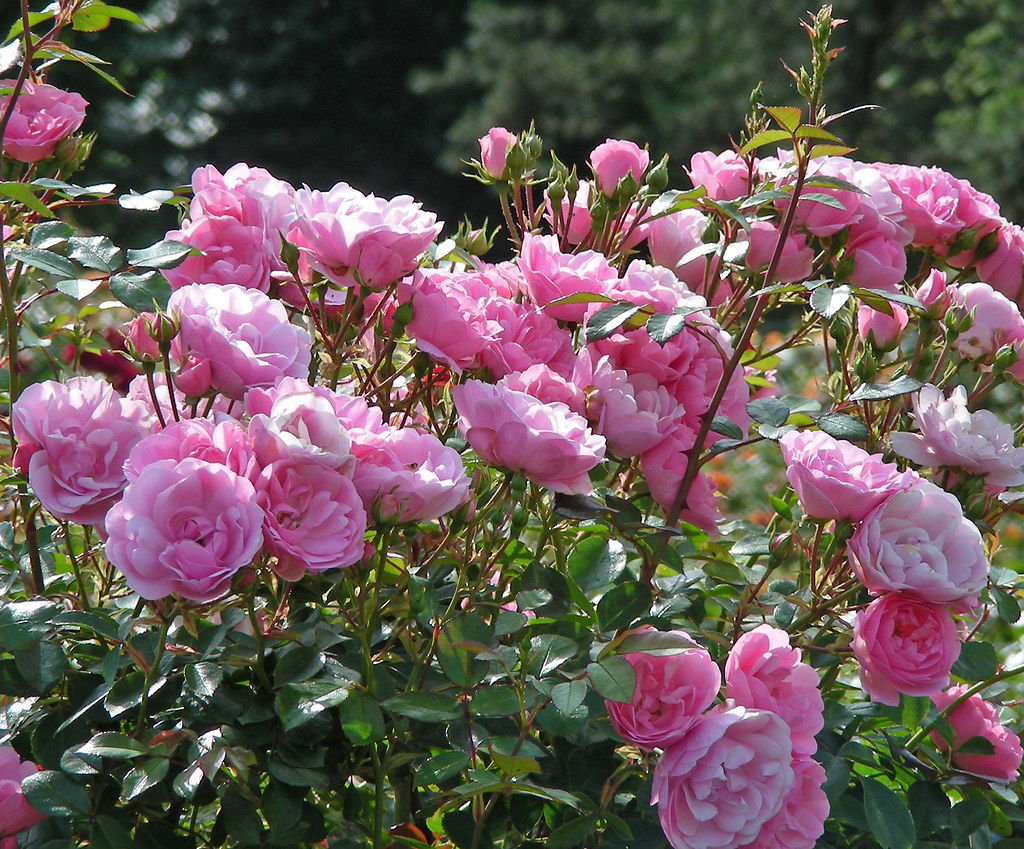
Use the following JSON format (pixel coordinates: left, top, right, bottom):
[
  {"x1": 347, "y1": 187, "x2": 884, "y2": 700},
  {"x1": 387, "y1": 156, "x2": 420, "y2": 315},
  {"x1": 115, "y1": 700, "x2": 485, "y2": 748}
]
[
  {"x1": 126, "y1": 238, "x2": 194, "y2": 268},
  {"x1": 550, "y1": 679, "x2": 587, "y2": 717},
  {"x1": 470, "y1": 686, "x2": 520, "y2": 717},
  {"x1": 731, "y1": 533, "x2": 772, "y2": 558},
  {"x1": 746, "y1": 397, "x2": 789, "y2": 427},
  {"x1": 0, "y1": 601, "x2": 59, "y2": 649},
  {"x1": 587, "y1": 656, "x2": 635, "y2": 704},
  {"x1": 646, "y1": 311, "x2": 688, "y2": 345},
  {"x1": 384, "y1": 691, "x2": 460, "y2": 722},
  {"x1": 596, "y1": 582, "x2": 652, "y2": 631},
  {"x1": 849, "y1": 375, "x2": 923, "y2": 402},
  {"x1": 14, "y1": 639, "x2": 65, "y2": 692},
  {"x1": 956, "y1": 735, "x2": 996, "y2": 756},
  {"x1": 710, "y1": 416, "x2": 744, "y2": 440},
  {"x1": 739, "y1": 128, "x2": 792, "y2": 155},
  {"x1": 108, "y1": 271, "x2": 171, "y2": 311},
  {"x1": 766, "y1": 106, "x2": 802, "y2": 132},
  {"x1": 907, "y1": 780, "x2": 950, "y2": 837},
  {"x1": 800, "y1": 191, "x2": 848, "y2": 210},
  {"x1": 78, "y1": 731, "x2": 147, "y2": 759},
  {"x1": 0, "y1": 181, "x2": 55, "y2": 217},
  {"x1": 122, "y1": 757, "x2": 169, "y2": 801},
  {"x1": 184, "y1": 661, "x2": 223, "y2": 705},
  {"x1": 951, "y1": 641, "x2": 998, "y2": 682},
  {"x1": 488, "y1": 744, "x2": 540, "y2": 778},
  {"x1": 337, "y1": 691, "x2": 385, "y2": 744},
  {"x1": 22, "y1": 769, "x2": 93, "y2": 816},
  {"x1": 648, "y1": 186, "x2": 707, "y2": 218},
  {"x1": 7, "y1": 246, "x2": 76, "y2": 279},
  {"x1": 417, "y1": 750, "x2": 470, "y2": 785},
  {"x1": 119, "y1": 190, "x2": 175, "y2": 212},
  {"x1": 585, "y1": 302, "x2": 643, "y2": 343},
  {"x1": 567, "y1": 536, "x2": 627, "y2": 591},
  {"x1": 56, "y1": 278, "x2": 104, "y2": 299},
  {"x1": 275, "y1": 680, "x2": 350, "y2": 731},
  {"x1": 90, "y1": 815, "x2": 136, "y2": 849},
  {"x1": 615, "y1": 629, "x2": 701, "y2": 655},
  {"x1": 273, "y1": 645, "x2": 325, "y2": 686},
  {"x1": 68, "y1": 235, "x2": 123, "y2": 273},
  {"x1": 861, "y1": 776, "x2": 915, "y2": 849},
  {"x1": 547, "y1": 815, "x2": 598, "y2": 849},
  {"x1": 810, "y1": 284, "x2": 852, "y2": 319},
  {"x1": 817, "y1": 412, "x2": 868, "y2": 442},
  {"x1": 528, "y1": 634, "x2": 579, "y2": 677},
  {"x1": 993, "y1": 587, "x2": 1021, "y2": 624},
  {"x1": 952, "y1": 799, "x2": 990, "y2": 844},
  {"x1": 436, "y1": 612, "x2": 493, "y2": 688}
]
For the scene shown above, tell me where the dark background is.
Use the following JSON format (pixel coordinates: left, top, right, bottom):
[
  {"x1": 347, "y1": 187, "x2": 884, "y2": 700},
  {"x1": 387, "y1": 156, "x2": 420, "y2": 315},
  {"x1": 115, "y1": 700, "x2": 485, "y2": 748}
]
[{"x1": 56, "y1": 0, "x2": 1024, "y2": 242}]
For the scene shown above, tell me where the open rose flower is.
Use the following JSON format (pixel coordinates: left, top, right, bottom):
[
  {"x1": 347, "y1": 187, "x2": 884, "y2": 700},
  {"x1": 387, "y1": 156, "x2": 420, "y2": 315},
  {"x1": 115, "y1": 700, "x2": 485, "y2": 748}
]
[
  {"x1": 0, "y1": 78, "x2": 87, "y2": 162},
  {"x1": 930, "y1": 686, "x2": 1023, "y2": 782},
  {"x1": 590, "y1": 138, "x2": 650, "y2": 195},
  {"x1": 851, "y1": 594, "x2": 960, "y2": 706},
  {"x1": 605, "y1": 630, "x2": 721, "y2": 750},
  {"x1": 0, "y1": 745, "x2": 47, "y2": 840},
  {"x1": 105, "y1": 458, "x2": 264, "y2": 602},
  {"x1": 652, "y1": 706, "x2": 794, "y2": 849},
  {"x1": 739, "y1": 756, "x2": 828, "y2": 849}
]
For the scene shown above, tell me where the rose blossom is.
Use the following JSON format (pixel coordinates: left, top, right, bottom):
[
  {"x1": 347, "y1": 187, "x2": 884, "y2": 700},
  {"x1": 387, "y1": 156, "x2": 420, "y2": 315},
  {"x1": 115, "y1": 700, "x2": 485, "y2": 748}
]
[
  {"x1": 478, "y1": 127, "x2": 513, "y2": 179},
  {"x1": 162, "y1": 214, "x2": 275, "y2": 293},
  {"x1": 930, "y1": 686, "x2": 1023, "y2": 782},
  {"x1": 255, "y1": 458, "x2": 366, "y2": 578},
  {"x1": 0, "y1": 745, "x2": 47, "y2": 840},
  {"x1": 851, "y1": 594, "x2": 961, "y2": 706},
  {"x1": 517, "y1": 233, "x2": 619, "y2": 322},
  {"x1": 452, "y1": 380, "x2": 605, "y2": 494},
  {"x1": 247, "y1": 389, "x2": 355, "y2": 473},
  {"x1": 0, "y1": 79, "x2": 87, "y2": 162},
  {"x1": 589, "y1": 138, "x2": 650, "y2": 195},
  {"x1": 725, "y1": 625, "x2": 824, "y2": 756},
  {"x1": 605, "y1": 630, "x2": 721, "y2": 750},
  {"x1": 12, "y1": 376, "x2": 155, "y2": 526},
  {"x1": 848, "y1": 480, "x2": 989, "y2": 605},
  {"x1": 891, "y1": 384, "x2": 1024, "y2": 490},
  {"x1": 976, "y1": 220, "x2": 1024, "y2": 304},
  {"x1": 105, "y1": 458, "x2": 264, "y2": 602},
  {"x1": 738, "y1": 756, "x2": 828, "y2": 849},
  {"x1": 742, "y1": 220, "x2": 814, "y2": 284},
  {"x1": 948, "y1": 281, "x2": 1024, "y2": 361},
  {"x1": 778, "y1": 430, "x2": 919, "y2": 523},
  {"x1": 651, "y1": 706, "x2": 794, "y2": 849},
  {"x1": 687, "y1": 150, "x2": 751, "y2": 201},
  {"x1": 647, "y1": 208, "x2": 725, "y2": 303},
  {"x1": 875, "y1": 163, "x2": 967, "y2": 249},
  {"x1": 857, "y1": 304, "x2": 909, "y2": 350},
  {"x1": 124, "y1": 418, "x2": 259, "y2": 484},
  {"x1": 169, "y1": 283, "x2": 311, "y2": 399},
  {"x1": 478, "y1": 297, "x2": 576, "y2": 379}
]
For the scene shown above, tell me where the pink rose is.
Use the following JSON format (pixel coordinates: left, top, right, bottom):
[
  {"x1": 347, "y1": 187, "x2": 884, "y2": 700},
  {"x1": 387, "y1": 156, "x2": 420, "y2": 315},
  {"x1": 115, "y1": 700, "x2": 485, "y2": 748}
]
[
  {"x1": 12, "y1": 376, "x2": 155, "y2": 525},
  {"x1": 725, "y1": 625, "x2": 824, "y2": 756},
  {"x1": 687, "y1": 150, "x2": 751, "y2": 201},
  {"x1": 647, "y1": 209, "x2": 725, "y2": 304},
  {"x1": 930, "y1": 686, "x2": 1023, "y2": 782},
  {"x1": 498, "y1": 364, "x2": 584, "y2": 412},
  {"x1": 0, "y1": 79, "x2": 87, "y2": 162},
  {"x1": 848, "y1": 480, "x2": 989, "y2": 605},
  {"x1": 478, "y1": 127, "x2": 513, "y2": 179},
  {"x1": 605, "y1": 631, "x2": 721, "y2": 750},
  {"x1": 105, "y1": 458, "x2": 264, "y2": 602},
  {"x1": 163, "y1": 215, "x2": 276, "y2": 293},
  {"x1": 517, "y1": 233, "x2": 619, "y2": 322},
  {"x1": 916, "y1": 269, "x2": 951, "y2": 316},
  {"x1": 169, "y1": 283, "x2": 311, "y2": 399},
  {"x1": 739, "y1": 756, "x2": 828, "y2": 849},
  {"x1": 778, "y1": 430, "x2": 919, "y2": 523},
  {"x1": 851, "y1": 594, "x2": 960, "y2": 706},
  {"x1": 845, "y1": 228, "x2": 908, "y2": 292},
  {"x1": 876, "y1": 163, "x2": 967, "y2": 249},
  {"x1": 652, "y1": 707, "x2": 794, "y2": 849},
  {"x1": 125, "y1": 419, "x2": 258, "y2": 485},
  {"x1": 641, "y1": 432, "x2": 723, "y2": 533},
  {"x1": 891, "y1": 384, "x2": 1024, "y2": 490},
  {"x1": 350, "y1": 427, "x2": 470, "y2": 524},
  {"x1": 589, "y1": 138, "x2": 650, "y2": 196},
  {"x1": 247, "y1": 389, "x2": 355, "y2": 473},
  {"x1": 452, "y1": 380, "x2": 605, "y2": 494},
  {"x1": 255, "y1": 458, "x2": 366, "y2": 578},
  {"x1": 976, "y1": 221, "x2": 1024, "y2": 304},
  {"x1": 0, "y1": 746, "x2": 47, "y2": 839},
  {"x1": 478, "y1": 298, "x2": 576, "y2": 379},
  {"x1": 742, "y1": 221, "x2": 814, "y2": 284},
  {"x1": 948, "y1": 281, "x2": 1024, "y2": 361},
  {"x1": 857, "y1": 304, "x2": 909, "y2": 350}
]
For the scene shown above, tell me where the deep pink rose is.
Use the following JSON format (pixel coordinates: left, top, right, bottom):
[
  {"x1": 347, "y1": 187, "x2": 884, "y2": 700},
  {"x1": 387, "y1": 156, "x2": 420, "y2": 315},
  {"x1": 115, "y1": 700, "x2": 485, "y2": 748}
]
[
  {"x1": 605, "y1": 631, "x2": 721, "y2": 750},
  {"x1": 255, "y1": 458, "x2": 366, "y2": 578},
  {"x1": 478, "y1": 297, "x2": 576, "y2": 379},
  {"x1": 778, "y1": 430, "x2": 918, "y2": 523},
  {"x1": 931, "y1": 686, "x2": 1023, "y2": 782},
  {"x1": 350, "y1": 427, "x2": 470, "y2": 524},
  {"x1": 851, "y1": 594, "x2": 960, "y2": 706},
  {"x1": 725, "y1": 625, "x2": 824, "y2": 756},
  {"x1": 517, "y1": 233, "x2": 619, "y2": 322},
  {"x1": 857, "y1": 304, "x2": 909, "y2": 350},
  {"x1": 478, "y1": 127, "x2": 513, "y2": 179},
  {"x1": 739, "y1": 756, "x2": 828, "y2": 849},
  {"x1": 845, "y1": 227, "x2": 908, "y2": 292},
  {"x1": 169, "y1": 283, "x2": 311, "y2": 399},
  {"x1": 589, "y1": 138, "x2": 650, "y2": 195},
  {"x1": 452, "y1": 380, "x2": 605, "y2": 494},
  {"x1": 0, "y1": 79, "x2": 87, "y2": 162},
  {"x1": 105, "y1": 458, "x2": 264, "y2": 602},
  {"x1": 652, "y1": 707, "x2": 794, "y2": 849},
  {"x1": 12, "y1": 376, "x2": 155, "y2": 525},
  {"x1": 163, "y1": 214, "x2": 276, "y2": 293},
  {"x1": 125, "y1": 419, "x2": 258, "y2": 485},
  {"x1": 891, "y1": 384, "x2": 1024, "y2": 490},
  {"x1": 0, "y1": 745, "x2": 47, "y2": 839}
]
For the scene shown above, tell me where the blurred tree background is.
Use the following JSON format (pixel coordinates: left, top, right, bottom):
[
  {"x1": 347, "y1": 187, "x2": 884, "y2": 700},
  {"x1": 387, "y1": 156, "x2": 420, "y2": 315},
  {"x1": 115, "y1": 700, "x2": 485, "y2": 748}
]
[{"x1": 65, "y1": 0, "x2": 1024, "y2": 241}]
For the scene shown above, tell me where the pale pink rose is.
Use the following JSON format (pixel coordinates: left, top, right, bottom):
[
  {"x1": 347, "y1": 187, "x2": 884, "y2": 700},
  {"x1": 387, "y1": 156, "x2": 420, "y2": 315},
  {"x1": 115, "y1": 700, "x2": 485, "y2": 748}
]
[
  {"x1": 169, "y1": 283, "x2": 311, "y2": 399},
  {"x1": 915, "y1": 269, "x2": 951, "y2": 316},
  {"x1": 105, "y1": 458, "x2": 264, "y2": 602},
  {"x1": 652, "y1": 707, "x2": 794, "y2": 849},
  {"x1": 0, "y1": 79, "x2": 87, "y2": 162},
  {"x1": 942, "y1": 178, "x2": 1003, "y2": 267},
  {"x1": 605, "y1": 631, "x2": 721, "y2": 750},
  {"x1": 350, "y1": 426, "x2": 470, "y2": 524},
  {"x1": 742, "y1": 221, "x2": 814, "y2": 283},
  {"x1": 891, "y1": 384, "x2": 1024, "y2": 490},
  {"x1": 948, "y1": 282, "x2": 1024, "y2": 360},
  {"x1": 125, "y1": 419, "x2": 258, "y2": 484},
  {"x1": 647, "y1": 208, "x2": 725, "y2": 304},
  {"x1": 452, "y1": 380, "x2": 605, "y2": 494},
  {"x1": 610, "y1": 259, "x2": 707, "y2": 314},
  {"x1": 976, "y1": 220, "x2": 1024, "y2": 304},
  {"x1": 125, "y1": 372, "x2": 236, "y2": 423},
  {"x1": 0, "y1": 745, "x2": 47, "y2": 839},
  {"x1": 247, "y1": 389, "x2": 355, "y2": 473},
  {"x1": 517, "y1": 234, "x2": 619, "y2": 322},
  {"x1": 478, "y1": 127, "x2": 513, "y2": 179},
  {"x1": 857, "y1": 304, "x2": 909, "y2": 350},
  {"x1": 931, "y1": 686, "x2": 1023, "y2": 782},
  {"x1": 875, "y1": 163, "x2": 967, "y2": 249},
  {"x1": 590, "y1": 138, "x2": 650, "y2": 195},
  {"x1": 725, "y1": 625, "x2": 824, "y2": 756},
  {"x1": 739, "y1": 756, "x2": 828, "y2": 849},
  {"x1": 848, "y1": 480, "x2": 989, "y2": 605},
  {"x1": 290, "y1": 183, "x2": 442, "y2": 293},
  {"x1": 498, "y1": 364, "x2": 585, "y2": 413},
  {"x1": 189, "y1": 163, "x2": 295, "y2": 228},
  {"x1": 687, "y1": 150, "x2": 751, "y2": 201},
  {"x1": 545, "y1": 181, "x2": 650, "y2": 250},
  {"x1": 778, "y1": 430, "x2": 919, "y2": 523},
  {"x1": 851, "y1": 594, "x2": 960, "y2": 706},
  {"x1": 12, "y1": 377, "x2": 155, "y2": 525},
  {"x1": 163, "y1": 215, "x2": 275, "y2": 293},
  {"x1": 781, "y1": 158, "x2": 865, "y2": 237},
  {"x1": 845, "y1": 227, "x2": 908, "y2": 292},
  {"x1": 255, "y1": 458, "x2": 366, "y2": 577},
  {"x1": 478, "y1": 298, "x2": 576, "y2": 379}
]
